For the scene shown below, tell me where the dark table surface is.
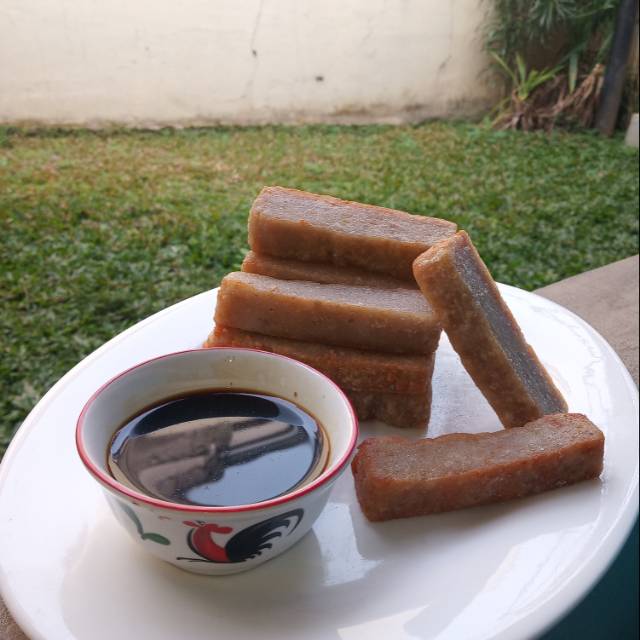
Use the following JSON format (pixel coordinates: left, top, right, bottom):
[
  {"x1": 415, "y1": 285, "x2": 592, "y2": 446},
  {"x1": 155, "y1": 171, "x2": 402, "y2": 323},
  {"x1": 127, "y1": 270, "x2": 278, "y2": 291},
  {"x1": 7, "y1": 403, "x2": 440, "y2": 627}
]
[{"x1": 1, "y1": 256, "x2": 638, "y2": 640}]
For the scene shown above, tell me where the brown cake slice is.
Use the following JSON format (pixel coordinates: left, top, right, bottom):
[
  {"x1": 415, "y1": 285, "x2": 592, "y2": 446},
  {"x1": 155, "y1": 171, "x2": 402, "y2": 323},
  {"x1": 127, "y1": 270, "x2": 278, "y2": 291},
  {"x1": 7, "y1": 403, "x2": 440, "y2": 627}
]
[
  {"x1": 214, "y1": 272, "x2": 441, "y2": 355},
  {"x1": 206, "y1": 326, "x2": 434, "y2": 395},
  {"x1": 207, "y1": 326, "x2": 433, "y2": 429},
  {"x1": 352, "y1": 413, "x2": 604, "y2": 522},
  {"x1": 248, "y1": 186, "x2": 457, "y2": 281},
  {"x1": 412, "y1": 231, "x2": 567, "y2": 428},
  {"x1": 242, "y1": 251, "x2": 414, "y2": 289},
  {"x1": 345, "y1": 388, "x2": 432, "y2": 430}
]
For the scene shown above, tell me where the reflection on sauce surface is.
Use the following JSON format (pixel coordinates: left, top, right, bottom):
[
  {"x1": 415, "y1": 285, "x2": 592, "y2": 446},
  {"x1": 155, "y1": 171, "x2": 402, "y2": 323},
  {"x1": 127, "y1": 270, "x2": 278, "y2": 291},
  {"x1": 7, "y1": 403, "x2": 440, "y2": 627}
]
[{"x1": 108, "y1": 391, "x2": 328, "y2": 506}]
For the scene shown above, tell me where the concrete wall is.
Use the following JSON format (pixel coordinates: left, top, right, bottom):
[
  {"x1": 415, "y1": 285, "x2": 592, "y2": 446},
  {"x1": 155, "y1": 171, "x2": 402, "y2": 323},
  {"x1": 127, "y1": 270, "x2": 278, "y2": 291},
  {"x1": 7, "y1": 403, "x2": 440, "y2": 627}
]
[{"x1": 0, "y1": 0, "x2": 496, "y2": 126}]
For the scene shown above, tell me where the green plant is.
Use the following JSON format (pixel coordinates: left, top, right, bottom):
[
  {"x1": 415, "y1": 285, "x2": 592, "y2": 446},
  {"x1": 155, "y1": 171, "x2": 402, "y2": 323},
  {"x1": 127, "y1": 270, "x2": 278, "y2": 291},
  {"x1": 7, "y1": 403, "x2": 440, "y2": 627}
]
[
  {"x1": 491, "y1": 52, "x2": 562, "y2": 101},
  {"x1": 490, "y1": 52, "x2": 564, "y2": 130},
  {"x1": 562, "y1": 1, "x2": 617, "y2": 91},
  {"x1": 486, "y1": 0, "x2": 617, "y2": 70},
  {"x1": 485, "y1": 0, "x2": 618, "y2": 130}
]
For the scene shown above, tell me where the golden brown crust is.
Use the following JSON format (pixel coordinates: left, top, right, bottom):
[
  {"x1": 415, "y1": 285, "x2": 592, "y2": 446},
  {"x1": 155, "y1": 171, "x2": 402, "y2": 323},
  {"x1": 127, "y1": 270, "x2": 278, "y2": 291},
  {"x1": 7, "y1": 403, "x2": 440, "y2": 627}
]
[
  {"x1": 412, "y1": 231, "x2": 567, "y2": 427},
  {"x1": 351, "y1": 413, "x2": 604, "y2": 521},
  {"x1": 345, "y1": 388, "x2": 432, "y2": 430},
  {"x1": 242, "y1": 251, "x2": 415, "y2": 289},
  {"x1": 249, "y1": 186, "x2": 457, "y2": 281},
  {"x1": 206, "y1": 325, "x2": 434, "y2": 395},
  {"x1": 214, "y1": 272, "x2": 441, "y2": 355}
]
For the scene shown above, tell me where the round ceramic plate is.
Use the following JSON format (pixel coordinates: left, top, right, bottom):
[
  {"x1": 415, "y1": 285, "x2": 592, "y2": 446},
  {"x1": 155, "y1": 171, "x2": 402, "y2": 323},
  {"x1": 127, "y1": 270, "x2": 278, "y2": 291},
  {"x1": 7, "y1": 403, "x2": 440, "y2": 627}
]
[{"x1": 0, "y1": 286, "x2": 637, "y2": 640}]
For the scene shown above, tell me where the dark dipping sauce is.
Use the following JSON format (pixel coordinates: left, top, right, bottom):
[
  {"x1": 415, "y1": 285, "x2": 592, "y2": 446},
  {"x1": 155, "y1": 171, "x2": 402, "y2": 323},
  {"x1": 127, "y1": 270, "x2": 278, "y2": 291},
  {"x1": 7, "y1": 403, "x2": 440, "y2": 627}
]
[{"x1": 108, "y1": 391, "x2": 328, "y2": 507}]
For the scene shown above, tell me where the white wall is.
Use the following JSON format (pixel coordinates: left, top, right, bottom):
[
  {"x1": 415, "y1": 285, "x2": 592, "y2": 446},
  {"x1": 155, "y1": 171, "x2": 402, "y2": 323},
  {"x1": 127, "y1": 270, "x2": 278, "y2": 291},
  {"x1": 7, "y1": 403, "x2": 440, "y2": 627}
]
[{"x1": 0, "y1": 0, "x2": 496, "y2": 126}]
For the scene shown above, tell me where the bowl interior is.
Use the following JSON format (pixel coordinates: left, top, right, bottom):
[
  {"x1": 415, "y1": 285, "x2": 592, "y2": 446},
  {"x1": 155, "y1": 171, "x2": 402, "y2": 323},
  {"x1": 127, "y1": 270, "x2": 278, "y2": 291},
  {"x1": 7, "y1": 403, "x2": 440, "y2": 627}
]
[{"x1": 79, "y1": 348, "x2": 356, "y2": 488}]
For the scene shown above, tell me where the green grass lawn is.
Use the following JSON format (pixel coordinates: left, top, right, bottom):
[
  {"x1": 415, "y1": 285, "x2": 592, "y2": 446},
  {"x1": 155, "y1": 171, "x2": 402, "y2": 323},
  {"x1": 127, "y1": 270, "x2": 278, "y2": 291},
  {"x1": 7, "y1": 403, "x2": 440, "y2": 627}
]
[{"x1": 1, "y1": 123, "x2": 638, "y2": 457}]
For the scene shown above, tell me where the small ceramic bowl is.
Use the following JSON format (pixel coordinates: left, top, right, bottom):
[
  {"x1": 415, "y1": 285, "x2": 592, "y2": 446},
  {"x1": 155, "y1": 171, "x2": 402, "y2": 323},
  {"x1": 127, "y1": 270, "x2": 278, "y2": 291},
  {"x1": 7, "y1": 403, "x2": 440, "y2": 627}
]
[{"x1": 76, "y1": 347, "x2": 358, "y2": 575}]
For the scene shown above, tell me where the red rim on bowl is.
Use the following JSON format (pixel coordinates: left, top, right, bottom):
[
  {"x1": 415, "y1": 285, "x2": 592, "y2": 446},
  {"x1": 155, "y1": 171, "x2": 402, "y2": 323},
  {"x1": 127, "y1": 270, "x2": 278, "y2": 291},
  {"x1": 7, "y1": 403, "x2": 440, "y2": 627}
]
[{"x1": 76, "y1": 347, "x2": 359, "y2": 514}]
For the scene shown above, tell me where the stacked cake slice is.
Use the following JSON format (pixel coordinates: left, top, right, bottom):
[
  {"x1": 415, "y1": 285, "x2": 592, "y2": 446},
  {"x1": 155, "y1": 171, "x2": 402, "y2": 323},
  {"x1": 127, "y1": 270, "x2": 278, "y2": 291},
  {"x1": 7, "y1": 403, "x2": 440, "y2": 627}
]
[{"x1": 206, "y1": 186, "x2": 458, "y2": 429}]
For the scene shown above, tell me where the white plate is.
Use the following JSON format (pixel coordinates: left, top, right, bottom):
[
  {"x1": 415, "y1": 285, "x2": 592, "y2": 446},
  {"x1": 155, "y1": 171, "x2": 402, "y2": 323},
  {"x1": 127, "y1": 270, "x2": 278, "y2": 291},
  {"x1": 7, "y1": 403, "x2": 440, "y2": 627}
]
[{"x1": 0, "y1": 285, "x2": 637, "y2": 640}]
